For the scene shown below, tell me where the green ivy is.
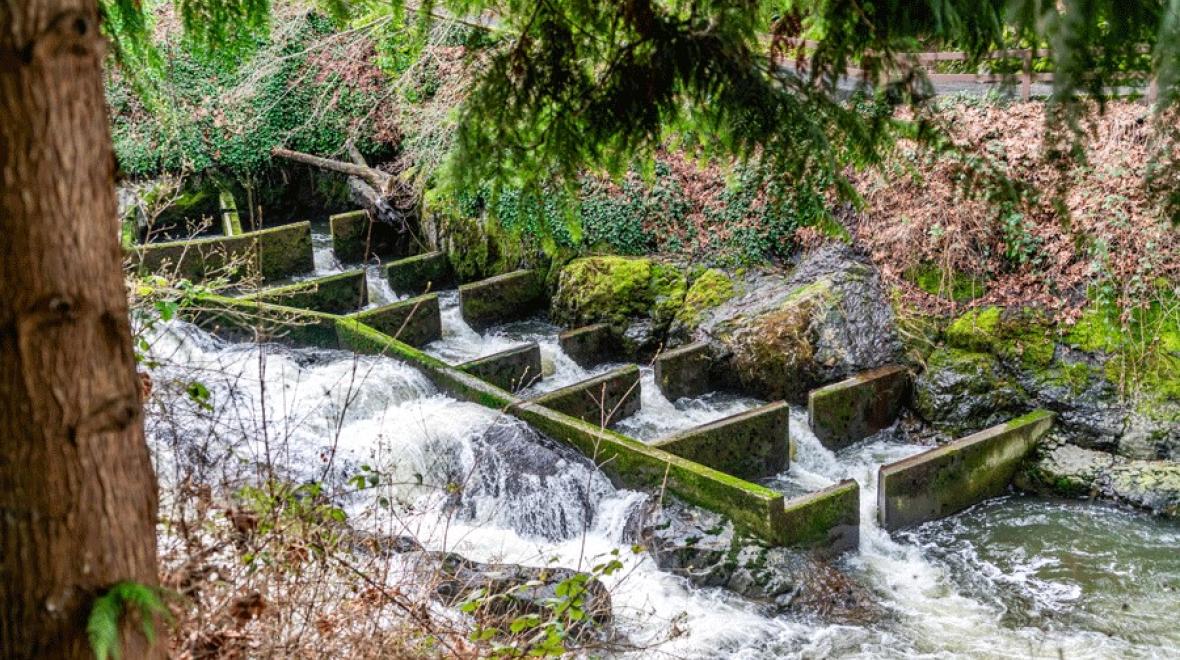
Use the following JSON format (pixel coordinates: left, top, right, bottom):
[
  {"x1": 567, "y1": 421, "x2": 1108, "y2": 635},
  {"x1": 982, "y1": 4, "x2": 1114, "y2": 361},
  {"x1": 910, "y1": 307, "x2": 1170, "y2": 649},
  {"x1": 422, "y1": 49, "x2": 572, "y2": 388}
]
[{"x1": 109, "y1": 12, "x2": 396, "y2": 180}]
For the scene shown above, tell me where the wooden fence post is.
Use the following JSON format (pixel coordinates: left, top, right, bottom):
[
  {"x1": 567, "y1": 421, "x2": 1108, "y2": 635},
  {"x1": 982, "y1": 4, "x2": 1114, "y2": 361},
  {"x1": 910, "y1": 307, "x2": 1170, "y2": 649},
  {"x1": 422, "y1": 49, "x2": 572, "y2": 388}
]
[{"x1": 1021, "y1": 49, "x2": 1032, "y2": 101}]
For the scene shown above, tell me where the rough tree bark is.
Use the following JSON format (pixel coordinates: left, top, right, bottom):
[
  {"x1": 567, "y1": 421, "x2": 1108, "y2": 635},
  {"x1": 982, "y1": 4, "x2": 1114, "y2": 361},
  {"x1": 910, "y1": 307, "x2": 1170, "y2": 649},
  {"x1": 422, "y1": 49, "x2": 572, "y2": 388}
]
[{"x1": 0, "y1": 2, "x2": 160, "y2": 658}]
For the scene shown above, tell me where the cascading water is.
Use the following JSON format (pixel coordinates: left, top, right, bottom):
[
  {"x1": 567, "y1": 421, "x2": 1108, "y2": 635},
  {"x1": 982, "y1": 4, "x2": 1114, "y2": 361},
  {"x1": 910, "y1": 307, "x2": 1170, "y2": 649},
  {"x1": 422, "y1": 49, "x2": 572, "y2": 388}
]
[
  {"x1": 144, "y1": 268, "x2": 1180, "y2": 657},
  {"x1": 310, "y1": 225, "x2": 344, "y2": 275}
]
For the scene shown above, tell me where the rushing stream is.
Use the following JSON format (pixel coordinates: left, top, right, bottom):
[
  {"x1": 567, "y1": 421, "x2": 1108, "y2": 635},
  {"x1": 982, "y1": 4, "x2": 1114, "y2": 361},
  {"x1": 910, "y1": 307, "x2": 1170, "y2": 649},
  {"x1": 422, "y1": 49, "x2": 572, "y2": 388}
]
[{"x1": 144, "y1": 242, "x2": 1180, "y2": 658}]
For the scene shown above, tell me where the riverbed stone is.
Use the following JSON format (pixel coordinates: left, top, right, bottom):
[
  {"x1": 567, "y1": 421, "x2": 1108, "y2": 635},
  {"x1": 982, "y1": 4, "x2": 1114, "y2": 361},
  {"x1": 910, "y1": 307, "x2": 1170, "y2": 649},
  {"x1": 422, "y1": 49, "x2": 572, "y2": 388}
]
[
  {"x1": 645, "y1": 501, "x2": 878, "y2": 621},
  {"x1": 692, "y1": 245, "x2": 904, "y2": 402},
  {"x1": 1018, "y1": 441, "x2": 1180, "y2": 516}
]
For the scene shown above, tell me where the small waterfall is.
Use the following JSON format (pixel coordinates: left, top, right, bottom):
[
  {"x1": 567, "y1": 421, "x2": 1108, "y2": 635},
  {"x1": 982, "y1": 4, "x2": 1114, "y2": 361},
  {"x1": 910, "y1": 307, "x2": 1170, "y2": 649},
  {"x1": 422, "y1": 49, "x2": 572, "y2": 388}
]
[
  {"x1": 310, "y1": 228, "x2": 343, "y2": 275},
  {"x1": 364, "y1": 263, "x2": 401, "y2": 308}
]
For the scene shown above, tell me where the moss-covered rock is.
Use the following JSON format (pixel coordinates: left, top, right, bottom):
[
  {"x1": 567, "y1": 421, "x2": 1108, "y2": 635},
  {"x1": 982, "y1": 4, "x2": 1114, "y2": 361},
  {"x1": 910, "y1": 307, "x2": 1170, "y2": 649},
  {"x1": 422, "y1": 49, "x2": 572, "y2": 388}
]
[
  {"x1": 550, "y1": 256, "x2": 688, "y2": 356},
  {"x1": 670, "y1": 268, "x2": 737, "y2": 338},
  {"x1": 913, "y1": 347, "x2": 1029, "y2": 437},
  {"x1": 690, "y1": 246, "x2": 903, "y2": 402},
  {"x1": 425, "y1": 188, "x2": 548, "y2": 283}
]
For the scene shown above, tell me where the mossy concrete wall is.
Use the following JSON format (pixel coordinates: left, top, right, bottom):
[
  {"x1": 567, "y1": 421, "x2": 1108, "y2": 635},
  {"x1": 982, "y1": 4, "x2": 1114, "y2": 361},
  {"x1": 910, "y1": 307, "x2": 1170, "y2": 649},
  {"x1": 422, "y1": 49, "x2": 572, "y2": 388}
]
[
  {"x1": 184, "y1": 294, "x2": 342, "y2": 348},
  {"x1": 528, "y1": 366, "x2": 641, "y2": 428},
  {"x1": 808, "y1": 365, "x2": 910, "y2": 450},
  {"x1": 780, "y1": 479, "x2": 860, "y2": 555},
  {"x1": 459, "y1": 269, "x2": 546, "y2": 330},
  {"x1": 243, "y1": 269, "x2": 368, "y2": 314},
  {"x1": 384, "y1": 251, "x2": 452, "y2": 295},
  {"x1": 182, "y1": 292, "x2": 858, "y2": 553},
  {"x1": 459, "y1": 343, "x2": 544, "y2": 393},
  {"x1": 219, "y1": 189, "x2": 243, "y2": 236},
  {"x1": 346, "y1": 294, "x2": 441, "y2": 347},
  {"x1": 654, "y1": 342, "x2": 712, "y2": 400},
  {"x1": 329, "y1": 210, "x2": 407, "y2": 264},
  {"x1": 878, "y1": 409, "x2": 1055, "y2": 531},
  {"x1": 652, "y1": 401, "x2": 789, "y2": 480},
  {"x1": 559, "y1": 323, "x2": 617, "y2": 368},
  {"x1": 134, "y1": 221, "x2": 314, "y2": 283}
]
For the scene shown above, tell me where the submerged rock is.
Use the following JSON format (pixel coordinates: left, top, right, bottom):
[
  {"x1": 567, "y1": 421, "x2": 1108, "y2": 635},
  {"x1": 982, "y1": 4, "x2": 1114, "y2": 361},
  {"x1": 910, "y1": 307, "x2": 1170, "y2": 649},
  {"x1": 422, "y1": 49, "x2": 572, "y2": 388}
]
[
  {"x1": 693, "y1": 245, "x2": 904, "y2": 401},
  {"x1": 414, "y1": 551, "x2": 612, "y2": 628},
  {"x1": 1017, "y1": 441, "x2": 1180, "y2": 516},
  {"x1": 644, "y1": 501, "x2": 879, "y2": 623}
]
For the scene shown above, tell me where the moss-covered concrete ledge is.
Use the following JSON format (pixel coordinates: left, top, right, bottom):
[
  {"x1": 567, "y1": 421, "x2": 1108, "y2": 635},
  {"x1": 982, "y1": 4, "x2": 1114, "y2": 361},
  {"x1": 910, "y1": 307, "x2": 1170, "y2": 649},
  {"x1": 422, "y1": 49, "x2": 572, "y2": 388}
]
[
  {"x1": 241, "y1": 269, "x2": 368, "y2": 315},
  {"x1": 459, "y1": 269, "x2": 546, "y2": 329},
  {"x1": 183, "y1": 293, "x2": 342, "y2": 348},
  {"x1": 329, "y1": 210, "x2": 408, "y2": 264},
  {"x1": 528, "y1": 366, "x2": 642, "y2": 428},
  {"x1": 384, "y1": 251, "x2": 453, "y2": 295},
  {"x1": 346, "y1": 294, "x2": 441, "y2": 347},
  {"x1": 652, "y1": 401, "x2": 789, "y2": 480},
  {"x1": 559, "y1": 323, "x2": 617, "y2": 369},
  {"x1": 781, "y1": 479, "x2": 860, "y2": 556},
  {"x1": 459, "y1": 343, "x2": 544, "y2": 393},
  {"x1": 181, "y1": 293, "x2": 858, "y2": 552},
  {"x1": 878, "y1": 409, "x2": 1055, "y2": 531},
  {"x1": 133, "y1": 221, "x2": 314, "y2": 283},
  {"x1": 654, "y1": 342, "x2": 712, "y2": 400},
  {"x1": 808, "y1": 365, "x2": 910, "y2": 451}
]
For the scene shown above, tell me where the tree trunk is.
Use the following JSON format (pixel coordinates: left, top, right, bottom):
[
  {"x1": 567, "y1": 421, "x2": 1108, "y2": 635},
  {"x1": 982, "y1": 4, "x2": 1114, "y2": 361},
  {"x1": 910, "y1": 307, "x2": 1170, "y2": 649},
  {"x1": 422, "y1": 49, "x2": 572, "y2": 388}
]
[{"x1": 0, "y1": 2, "x2": 160, "y2": 659}]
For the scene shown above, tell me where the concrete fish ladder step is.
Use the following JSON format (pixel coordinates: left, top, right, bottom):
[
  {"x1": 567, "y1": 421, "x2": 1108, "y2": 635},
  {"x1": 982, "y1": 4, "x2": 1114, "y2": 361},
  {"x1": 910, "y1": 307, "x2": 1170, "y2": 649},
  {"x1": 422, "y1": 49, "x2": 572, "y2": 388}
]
[
  {"x1": 877, "y1": 409, "x2": 1055, "y2": 531},
  {"x1": 808, "y1": 365, "x2": 910, "y2": 451},
  {"x1": 241, "y1": 269, "x2": 368, "y2": 315},
  {"x1": 528, "y1": 365, "x2": 641, "y2": 428},
  {"x1": 459, "y1": 269, "x2": 546, "y2": 330},
  {"x1": 459, "y1": 343, "x2": 544, "y2": 393},
  {"x1": 652, "y1": 401, "x2": 789, "y2": 480},
  {"x1": 346, "y1": 294, "x2": 442, "y2": 347}
]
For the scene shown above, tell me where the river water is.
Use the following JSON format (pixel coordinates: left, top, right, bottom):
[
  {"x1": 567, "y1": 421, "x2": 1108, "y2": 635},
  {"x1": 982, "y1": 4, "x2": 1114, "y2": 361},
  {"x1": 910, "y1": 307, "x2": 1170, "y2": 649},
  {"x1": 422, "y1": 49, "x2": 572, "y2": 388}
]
[{"x1": 145, "y1": 243, "x2": 1180, "y2": 658}]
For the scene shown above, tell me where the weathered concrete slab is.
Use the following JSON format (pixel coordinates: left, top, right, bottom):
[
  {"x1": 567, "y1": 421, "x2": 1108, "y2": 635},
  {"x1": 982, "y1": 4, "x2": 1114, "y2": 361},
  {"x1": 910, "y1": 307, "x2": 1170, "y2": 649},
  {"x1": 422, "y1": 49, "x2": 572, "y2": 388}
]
[
  {"x1": 878, "y1": 409, "x2": 1055, "y2": 531},
  {"x1": 529, "y1": 365, "x2": 641, "y2": 427},
  {"x1": 384, "y1": 251, "x2": 452, "y2": 295},
  {"x1": 459, "y1": 269, "x2": 546, "y2": 329},
  {"x1": 329, "y1": 210, "x2": 407, "y2": 263},
  {"x1": 347, "y1": 294, "x2": 441, "y2": 347},
  {"x1": 186, "y1": 294, "x2": 341, "y2": 348},
  {"x1": 459, "y1": 343, "x2": 544, "y2": 392},
  {"x1": 654, "y1": 342, "x2": 712, "y2": 400},
  {"x1": 779, "y1": 479, "x2": 860, "y2": 555},
  {"x1": 559, "y1": 323, "x2": 617, "y2": 368},
  {"x1": 244, "y1": 269, "x2": 367, "y2": 314},
  {"x1": 134, "y1": 221, "x2": 314, "y2": 283},
  {"x1": 652, "y1": 401, "x2": 789, "y2": 480},
  {"x1": 808, "y1": 365, "x2": 910, "y2": 450}
]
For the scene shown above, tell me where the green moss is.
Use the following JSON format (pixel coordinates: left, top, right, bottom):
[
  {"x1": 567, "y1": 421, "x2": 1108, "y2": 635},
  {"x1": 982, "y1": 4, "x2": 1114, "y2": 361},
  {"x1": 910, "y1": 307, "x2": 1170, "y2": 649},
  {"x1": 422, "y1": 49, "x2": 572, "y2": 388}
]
[
  {"x1": 552, "y1": 256, "x2": 688, "y2": 330},
  {"x1": 906, "y1": 263, "x2": 987, "y2": 302},
  {"x1": 674, "y1": 269, "x2": 736, "y2": 330},
  {"x1": 945, "y1": 306, "x2": 1003, "y2": 352},
  {"x1": 1065, "y1": 295, "x2": 1180, "y2": 408}
]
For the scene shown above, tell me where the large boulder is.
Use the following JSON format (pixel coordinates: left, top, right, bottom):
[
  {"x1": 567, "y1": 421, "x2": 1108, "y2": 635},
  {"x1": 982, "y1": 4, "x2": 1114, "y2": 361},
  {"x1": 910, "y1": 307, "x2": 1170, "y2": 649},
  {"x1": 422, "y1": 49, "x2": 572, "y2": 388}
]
[
  {"x1": 916, "y1": 304, "x2": 1180, "y2": 456},
  {"x1": 913, "y1": 347, "x2": 1029, "y2": 438},
  {"x1": 692, "y1": 246, "x2": 904, "y2": 401}
]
